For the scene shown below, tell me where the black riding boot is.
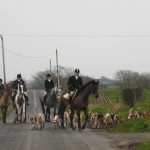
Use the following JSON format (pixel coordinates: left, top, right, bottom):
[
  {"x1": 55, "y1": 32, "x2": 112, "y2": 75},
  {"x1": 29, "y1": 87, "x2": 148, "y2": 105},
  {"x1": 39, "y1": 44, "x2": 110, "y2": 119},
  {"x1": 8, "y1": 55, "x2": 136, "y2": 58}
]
[
  {"x1": 69, "y1": 97, "x2": 73, "y2": 108},
  {"x1": 12, "y1": 96, "x2": 16, "y2": 108},
  {"x1": 25, "y1": 95, "x2": 29, "y2": 105}
]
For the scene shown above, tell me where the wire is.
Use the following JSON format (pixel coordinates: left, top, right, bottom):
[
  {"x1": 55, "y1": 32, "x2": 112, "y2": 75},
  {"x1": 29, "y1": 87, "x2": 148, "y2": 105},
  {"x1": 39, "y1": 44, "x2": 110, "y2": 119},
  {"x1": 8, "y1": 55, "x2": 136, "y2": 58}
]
[
  {"x1": 3, "y1": 34, "x2": 150, "y2": 37},
  {"x1": 0, "y1": 45, "x2": 56, "y2": 59}
]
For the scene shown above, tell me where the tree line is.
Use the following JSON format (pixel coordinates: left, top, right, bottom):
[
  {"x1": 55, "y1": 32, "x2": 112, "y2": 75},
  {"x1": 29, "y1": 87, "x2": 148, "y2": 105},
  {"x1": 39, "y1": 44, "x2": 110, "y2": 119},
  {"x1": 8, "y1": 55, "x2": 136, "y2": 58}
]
[
  {"x1": 29, "y1": 66, "x2": 93, "y2": 90},
  {"x1": 114, "y1": 70, "x2": 150, "y2": 107}
]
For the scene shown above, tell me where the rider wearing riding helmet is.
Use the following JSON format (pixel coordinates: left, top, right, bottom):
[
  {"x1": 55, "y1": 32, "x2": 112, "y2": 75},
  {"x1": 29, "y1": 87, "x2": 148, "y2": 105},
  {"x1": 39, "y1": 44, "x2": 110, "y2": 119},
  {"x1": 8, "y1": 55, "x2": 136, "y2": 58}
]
[
  {"x1": 0, "y1": 78, "x2": 4, "y2": 95},
  {"x1": 43, "y1": 74, "x2": 55, "y2": 103},
  {"x1": 67, "y1": 68, "x2": 83, "y2": 104},
  {"x1": 12, "y1": 74, "x2": 29, "y2": 106}
]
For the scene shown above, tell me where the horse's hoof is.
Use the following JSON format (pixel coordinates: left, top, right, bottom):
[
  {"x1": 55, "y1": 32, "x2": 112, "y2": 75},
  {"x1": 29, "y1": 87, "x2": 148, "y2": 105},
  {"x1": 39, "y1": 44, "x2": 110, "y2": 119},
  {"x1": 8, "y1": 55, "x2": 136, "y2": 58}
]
[
  {"x1": 46, "y1": 120, "x2": 51, "y2": 122},
  {"x1": 23, "y1": 118, "x2": 26, "y2": 123},
  {"x1": 61, "y1": 127, "x2": 66, "y2": 130},
  {"x1": 82, "y1": 125, "x2": 85, "y2": 130},
  {"x1": 72, "y1": 128, "x2": 76, "y2": 131},
  {"x1": 78, "y1": 128, "x2": 82, "y2": 132}
]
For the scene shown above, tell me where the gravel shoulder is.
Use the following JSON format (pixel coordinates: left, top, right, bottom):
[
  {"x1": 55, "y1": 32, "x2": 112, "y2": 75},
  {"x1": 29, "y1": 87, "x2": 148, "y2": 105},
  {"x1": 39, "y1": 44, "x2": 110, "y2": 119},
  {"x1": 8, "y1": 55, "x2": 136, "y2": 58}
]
[{"x1": 91, "y1": 128, "x2": 150, "y2": 150}]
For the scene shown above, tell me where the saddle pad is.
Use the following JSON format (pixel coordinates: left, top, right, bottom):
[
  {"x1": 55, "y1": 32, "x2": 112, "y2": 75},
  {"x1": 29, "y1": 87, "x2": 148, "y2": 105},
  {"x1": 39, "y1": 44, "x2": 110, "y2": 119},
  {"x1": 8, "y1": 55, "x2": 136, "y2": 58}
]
[{"x1": 63, "y1": 93, "x2": 69, "y2": 99}]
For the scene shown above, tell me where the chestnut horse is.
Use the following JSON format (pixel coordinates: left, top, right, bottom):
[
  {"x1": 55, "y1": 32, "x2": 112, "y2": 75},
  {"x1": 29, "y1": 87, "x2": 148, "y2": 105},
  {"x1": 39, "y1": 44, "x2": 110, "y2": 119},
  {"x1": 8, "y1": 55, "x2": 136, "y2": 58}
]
[
  {"x1": 58, "y1": 80, "x2": 99, "y2": 131},
  {"x1": 0, "y1": 84, "x2": 12, "y2": 123}
]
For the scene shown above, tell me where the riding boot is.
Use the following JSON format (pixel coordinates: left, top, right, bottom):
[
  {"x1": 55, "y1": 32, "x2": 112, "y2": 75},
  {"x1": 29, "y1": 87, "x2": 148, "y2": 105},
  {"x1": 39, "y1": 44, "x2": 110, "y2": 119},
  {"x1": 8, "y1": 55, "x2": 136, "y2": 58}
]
[
  {"x1": 69, "y1": 97, "x2": 73, "y2": 108},
  {"x1": 25, "y1": 95, "x2": 29, "y2": 105},
  {"x1": 12, "y1": 96, "x2": 15, "y2": 108}
]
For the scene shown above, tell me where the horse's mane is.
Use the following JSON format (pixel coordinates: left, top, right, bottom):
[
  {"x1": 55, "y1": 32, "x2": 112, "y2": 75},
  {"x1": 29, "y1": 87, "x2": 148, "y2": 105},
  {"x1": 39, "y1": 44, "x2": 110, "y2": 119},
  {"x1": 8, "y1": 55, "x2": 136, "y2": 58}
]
[{"x1": 79, "y1": 80, "x2": 93, "y2": 92}]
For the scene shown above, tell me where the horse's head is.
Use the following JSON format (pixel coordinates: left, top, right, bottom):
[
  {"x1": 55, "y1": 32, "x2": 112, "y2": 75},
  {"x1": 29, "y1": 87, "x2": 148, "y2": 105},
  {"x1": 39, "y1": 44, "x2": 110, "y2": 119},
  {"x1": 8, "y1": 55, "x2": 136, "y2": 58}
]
[
  {"x1": 91, "y1": 80, "x2": 99, "y2": 98},
  {"x1": 17, "y1": 82, "x2": 25, "y2": 95},
  {"x1": 6, "y1": 84, "x2": 12, "y2": 94},
  {"x1": 56, "y1": 86, "x2": 63, "y2": 101}
]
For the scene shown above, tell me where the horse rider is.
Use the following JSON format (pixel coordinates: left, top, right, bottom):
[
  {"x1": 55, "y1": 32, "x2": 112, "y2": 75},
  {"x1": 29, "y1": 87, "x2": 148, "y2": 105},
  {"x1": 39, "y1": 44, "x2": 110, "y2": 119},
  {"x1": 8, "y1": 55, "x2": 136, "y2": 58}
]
[
  {"x1": 67, "y1": 68, "x2": 83, "y2": 105},
  {"x1": 12, "y1": 74, "x2": 29, "y2": 107},
  {"x1": 43, "y1": 74, "x2": 55, "y2": 103},
  {"x1": 0, "y1": 78, "x2": 4, "y2": 95}
]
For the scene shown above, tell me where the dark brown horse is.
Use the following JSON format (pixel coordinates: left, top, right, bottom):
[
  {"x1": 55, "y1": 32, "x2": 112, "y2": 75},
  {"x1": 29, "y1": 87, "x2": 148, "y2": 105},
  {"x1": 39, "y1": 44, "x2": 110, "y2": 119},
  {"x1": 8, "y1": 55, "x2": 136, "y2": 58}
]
[
  {"x1": 0, "y1": 84, "x2": 12, "y2": 123},
  {"x1": 58, "y1": 80, "x2": 99, "y2": 131}
]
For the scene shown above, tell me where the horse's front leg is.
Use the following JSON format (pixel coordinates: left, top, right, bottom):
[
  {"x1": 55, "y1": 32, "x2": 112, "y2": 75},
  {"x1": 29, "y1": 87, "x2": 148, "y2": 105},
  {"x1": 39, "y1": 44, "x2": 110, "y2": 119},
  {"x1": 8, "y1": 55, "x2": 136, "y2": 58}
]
[
  {"x1": 14, "y1": 107, "x2": 18, "y2": 123},
  {"x1": 40, "y1": 101, "x2": 46, "y2": 117},
  {"x1": 53, "y1": 106, "x2": 56, "y2": 117},
  {"x1": 76, "y1": 109, "x2": 82, "y2": 131},
  {"x1": 70, "y1": 109, "x2": 75, "y2": 131},
  {"x1": 82, "y1": 108, "x2": 88, "y2": 130},
  {"x1": 17, "y1": 105, "x2": 23, "y2": 123},
  {"x1": 46, "y1": 106, "x2": 51, "y2": 122},
  {"x1": 22, "y1": 102, "x2": 26, "y2": 123},
  {"x1": 2, "y1": 107, "x2": 8, "y2": 123},
  {"x1": 60, "y1": 113, "x2": 65, "y2": 129}
]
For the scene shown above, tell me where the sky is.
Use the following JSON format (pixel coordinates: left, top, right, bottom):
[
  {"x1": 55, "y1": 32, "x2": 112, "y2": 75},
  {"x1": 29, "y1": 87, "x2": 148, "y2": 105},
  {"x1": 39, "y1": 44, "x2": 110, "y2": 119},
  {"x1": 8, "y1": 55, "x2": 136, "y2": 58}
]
[{"x1": 0, "y1": 0, "x2": 150, "y2": 82}]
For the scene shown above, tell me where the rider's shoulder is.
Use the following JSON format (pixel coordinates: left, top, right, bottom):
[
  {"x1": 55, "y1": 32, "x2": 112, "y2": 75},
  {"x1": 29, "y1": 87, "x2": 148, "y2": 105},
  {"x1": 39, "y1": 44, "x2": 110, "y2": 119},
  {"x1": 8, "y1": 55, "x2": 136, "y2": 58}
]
[{"x1": 69, "y1": 75, "x2": 75, "y2": 79}]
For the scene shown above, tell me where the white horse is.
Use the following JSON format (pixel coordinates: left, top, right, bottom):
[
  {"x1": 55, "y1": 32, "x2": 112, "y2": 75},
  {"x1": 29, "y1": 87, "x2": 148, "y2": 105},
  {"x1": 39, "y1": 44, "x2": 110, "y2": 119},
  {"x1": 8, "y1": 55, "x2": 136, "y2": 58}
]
[{"x1": 14, "y1": 82, "x2": 26, "y2": 123}]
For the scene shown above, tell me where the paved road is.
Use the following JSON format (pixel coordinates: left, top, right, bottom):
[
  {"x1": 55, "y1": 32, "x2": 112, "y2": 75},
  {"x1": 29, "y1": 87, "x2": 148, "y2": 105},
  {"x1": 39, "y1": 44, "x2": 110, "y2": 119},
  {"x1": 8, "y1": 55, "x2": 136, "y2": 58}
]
[{"x1": 0, "y1": 90, "x2": 115, "y2": 150}]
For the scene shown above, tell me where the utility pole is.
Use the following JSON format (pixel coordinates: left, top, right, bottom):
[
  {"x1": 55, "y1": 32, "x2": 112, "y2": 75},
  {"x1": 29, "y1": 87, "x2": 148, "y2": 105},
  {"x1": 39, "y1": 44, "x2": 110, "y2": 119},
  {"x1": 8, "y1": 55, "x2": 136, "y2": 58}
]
[
  {"x1": 56, "y1": 49, "x2": 60, "y2": 87},
  {"x1": 50, "y1": 59, "x2": 51, "y2": 74},
  {"x1": 0, "y1": 35, "x2": 6, "y2": 84}
]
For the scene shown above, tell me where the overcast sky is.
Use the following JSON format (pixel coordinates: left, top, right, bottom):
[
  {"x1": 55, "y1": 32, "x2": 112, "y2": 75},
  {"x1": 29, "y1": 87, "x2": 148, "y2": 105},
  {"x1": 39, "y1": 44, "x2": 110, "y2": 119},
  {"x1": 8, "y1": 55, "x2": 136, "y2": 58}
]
[{"x1": 0, "y1": 0, "x2": 150, "y2": 82}]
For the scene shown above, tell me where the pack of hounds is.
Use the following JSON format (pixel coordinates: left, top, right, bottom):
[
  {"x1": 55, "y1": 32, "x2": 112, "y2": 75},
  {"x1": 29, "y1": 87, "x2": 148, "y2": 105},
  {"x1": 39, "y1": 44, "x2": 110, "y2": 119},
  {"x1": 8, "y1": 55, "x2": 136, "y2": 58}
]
[
  {"x1": 27, "y1": 110, "x2": 82, "y2": 130},
  {"x1": 27, "y1": 108, "x2": 150, "y2": 130}
]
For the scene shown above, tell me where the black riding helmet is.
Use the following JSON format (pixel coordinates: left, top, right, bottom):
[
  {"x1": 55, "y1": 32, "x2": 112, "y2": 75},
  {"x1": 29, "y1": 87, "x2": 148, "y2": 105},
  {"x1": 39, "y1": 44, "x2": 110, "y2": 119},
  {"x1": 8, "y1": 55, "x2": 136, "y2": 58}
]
[
  {"x1": 0, "y1": 78, "x2": 2, "y2": 82},
  {"x1": 47, "y1": 74, "x2": 51, "y2": 77},
  {"x1": 17, "y1": 74, "x2": 22, "y2": 78},
  {"x1": 74, "y1": 69, "x2": 80, "y2": 73}
]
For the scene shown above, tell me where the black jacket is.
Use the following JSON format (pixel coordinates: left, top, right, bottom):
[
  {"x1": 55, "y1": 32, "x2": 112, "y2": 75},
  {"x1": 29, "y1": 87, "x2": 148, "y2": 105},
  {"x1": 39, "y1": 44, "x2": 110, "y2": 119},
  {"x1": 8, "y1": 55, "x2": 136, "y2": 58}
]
[
  {"x1": 13, "y1": 79, "x2": 26, "y2": 91},
  {"x1": 45, "y1": 80, "x2": 54, "y2": 91},
  {"x1": 67, "y1": 75, "x2": 83, "y2": 91},
  {"x1": 0, "y1": 84, "x2": 4, "y2": 92}
]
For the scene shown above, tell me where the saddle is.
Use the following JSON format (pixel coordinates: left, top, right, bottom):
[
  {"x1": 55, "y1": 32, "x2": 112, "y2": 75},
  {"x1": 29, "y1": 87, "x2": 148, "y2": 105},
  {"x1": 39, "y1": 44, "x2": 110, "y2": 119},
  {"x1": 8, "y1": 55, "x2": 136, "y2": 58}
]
[{"x1": 63, "y1": 90, "x2": 78, "y2": 100}]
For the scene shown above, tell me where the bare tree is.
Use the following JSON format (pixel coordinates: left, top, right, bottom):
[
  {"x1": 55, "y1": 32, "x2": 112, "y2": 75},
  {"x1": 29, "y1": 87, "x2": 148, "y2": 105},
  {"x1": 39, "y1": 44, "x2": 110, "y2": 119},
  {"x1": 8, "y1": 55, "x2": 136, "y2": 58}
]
[{"x1": 114, "y1": 70, "x2": 146, "y2": 106}]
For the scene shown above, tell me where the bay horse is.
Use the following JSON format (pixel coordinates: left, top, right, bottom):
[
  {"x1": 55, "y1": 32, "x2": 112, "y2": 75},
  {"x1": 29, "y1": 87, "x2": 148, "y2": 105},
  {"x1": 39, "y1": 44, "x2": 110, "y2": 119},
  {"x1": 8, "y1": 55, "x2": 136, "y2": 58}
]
[
  {"x1": 39, "y1": 86, "x2": 62, "y2": 122},
  {"x1": 0, "y1": 84, "x2": 12, "y2": 123},
  {"x1": 14, "y1": 82, "x2": 26, "y2": 123},
  {"x1": 58, "y1": 80, "x2": 99, "y2": 131}
]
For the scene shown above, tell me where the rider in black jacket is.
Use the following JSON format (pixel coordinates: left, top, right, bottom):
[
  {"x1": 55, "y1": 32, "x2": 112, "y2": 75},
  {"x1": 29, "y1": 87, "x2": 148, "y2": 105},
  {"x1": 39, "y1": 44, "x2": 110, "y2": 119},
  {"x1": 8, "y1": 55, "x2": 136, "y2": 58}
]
[
  {"x1": 67, "y1": 69, "x2": 83, "y2": 104},
  {"x1": 43, "y1": 74, "x2": 55, "y2": 103},
  {"x1": 12, "y1": 74, "x2": 29, "y2": 106}
]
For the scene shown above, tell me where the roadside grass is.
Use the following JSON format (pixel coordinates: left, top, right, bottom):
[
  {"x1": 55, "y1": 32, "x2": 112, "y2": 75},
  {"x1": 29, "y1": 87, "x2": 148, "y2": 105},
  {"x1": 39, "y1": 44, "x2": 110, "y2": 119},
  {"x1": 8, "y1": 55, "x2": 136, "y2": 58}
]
[
  {"x1": 135, "y1": 142, "x2": 150, "y2": 150},
  {"x1": 114, "y1": 119, "x2": 150, "y2": 132}
]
